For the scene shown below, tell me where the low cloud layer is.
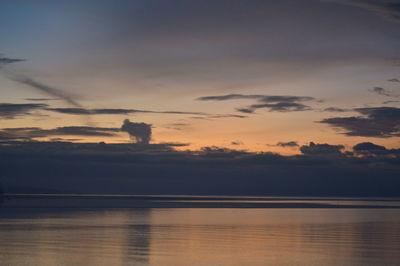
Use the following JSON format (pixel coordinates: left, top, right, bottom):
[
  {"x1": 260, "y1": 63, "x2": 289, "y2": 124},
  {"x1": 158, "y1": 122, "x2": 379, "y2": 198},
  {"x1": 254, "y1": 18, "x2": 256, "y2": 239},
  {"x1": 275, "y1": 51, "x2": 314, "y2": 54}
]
[
  {"x1": 0, "y1": 140, "x2": 399, "y2": 196},
  {"x1": 121, "y1": 119, "x2": 152, "y2": 144},
  {"x1": 320, "y1": 107, "x2": 400, "y2": 137},
  {"x1": 197, "y1": 94, "x2": 315, "y2": 113}
]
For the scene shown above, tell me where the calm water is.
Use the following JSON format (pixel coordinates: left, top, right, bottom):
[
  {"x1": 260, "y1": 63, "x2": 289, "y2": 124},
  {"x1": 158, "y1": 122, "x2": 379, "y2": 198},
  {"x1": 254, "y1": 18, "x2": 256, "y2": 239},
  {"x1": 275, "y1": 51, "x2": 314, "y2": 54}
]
[{"x1": 1, "y1": 203, "x2": 400, "y2": 265}]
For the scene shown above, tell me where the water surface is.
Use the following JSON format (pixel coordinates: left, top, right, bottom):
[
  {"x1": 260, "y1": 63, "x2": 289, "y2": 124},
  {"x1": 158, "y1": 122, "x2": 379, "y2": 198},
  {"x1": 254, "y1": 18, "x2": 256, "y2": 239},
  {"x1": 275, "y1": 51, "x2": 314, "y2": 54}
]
[{"x1": 1, "y1": 204, "x2": 400, "y2": 265}]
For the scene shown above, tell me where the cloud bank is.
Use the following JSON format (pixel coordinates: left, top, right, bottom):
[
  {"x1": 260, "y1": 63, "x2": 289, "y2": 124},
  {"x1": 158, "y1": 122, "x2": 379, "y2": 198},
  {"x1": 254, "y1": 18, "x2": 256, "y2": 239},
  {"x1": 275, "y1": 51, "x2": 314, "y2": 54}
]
[{"x1": 0, "y1": 140, "x2": 399, "y2": 196}]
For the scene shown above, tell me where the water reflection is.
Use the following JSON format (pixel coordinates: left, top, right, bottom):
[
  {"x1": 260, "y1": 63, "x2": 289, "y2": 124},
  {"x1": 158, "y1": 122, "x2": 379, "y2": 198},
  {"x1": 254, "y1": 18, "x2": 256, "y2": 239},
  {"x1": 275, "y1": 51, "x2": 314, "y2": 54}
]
[{"x1": 0, "y1": 208, "x2": 400, "y2": 265}]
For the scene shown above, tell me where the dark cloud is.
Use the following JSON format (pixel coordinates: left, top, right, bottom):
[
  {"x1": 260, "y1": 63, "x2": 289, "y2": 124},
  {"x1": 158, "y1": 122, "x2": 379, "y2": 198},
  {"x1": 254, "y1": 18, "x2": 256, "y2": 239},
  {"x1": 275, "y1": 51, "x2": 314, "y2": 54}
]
[
  {"x1": 197, "y1": 94, "x2": 315, "y2": 113},
  {"x1": 300, "y1": 142, "x2": 345, "y2": 156},
  {"x1": 121, "y1": 119, "x2": 152, "y2": 144},
  {"x1": 320, "y1": 107, "x2": 400, "y2": 137},
  {"x1": 197, "y1": 94, "x2": 314, "y2": 103},
  {"x1": 25, "y1": 98, "x2": 59, "y2": 101},
  {"x1": 371, "y1": 87, "x2": 392, "y2": 97},
  {"x1": 353, "y1": 142, "x2": 400, "y2": 157},
  {"x1": 235, "y1": 108, "x2": 255, "y2": 114},
  {"x1": 383, "y1": 100, "x2": 400, "y2": 104},
  {"x1": 388, "y1": 78, "x2": 400, "y2": 82},
  {"x1": 0, "y1": 103, "x2": 48, "y2": 119},
  {"x1": 0, "y1": 55, "x2": 25, "y2": 67},
  {"x1": 231, "y1": 141, "x2": 243, "y2": 145},
  {"x1": 324, "y1": 107, "x2": 351, "y2": 112},
  {"x1": 247, "y1": 102, "x2": 311, "y2": 112},
  {"x1": 0, "y1": 126, "x2": 120, "y2": 141},
  {"x1": 353, "y1": 142, "x2": 387, "y2": 154},
  {"x1": 277, "y1": 141, "x2": 299, "y2": 147},
  {"x1": 326, "y1": 0, "x2": 400, "y2": 23},
  {"x1": 11, "y1": 76, "x2": 82, "y2": 107}
]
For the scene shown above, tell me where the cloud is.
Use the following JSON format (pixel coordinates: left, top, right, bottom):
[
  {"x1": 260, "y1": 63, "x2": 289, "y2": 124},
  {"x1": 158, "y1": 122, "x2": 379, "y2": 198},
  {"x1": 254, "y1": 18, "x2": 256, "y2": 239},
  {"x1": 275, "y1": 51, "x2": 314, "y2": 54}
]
[
  {"x1": 164, "y1": 123, "x2": 191, "y2": 130},
  {"x1": 247, "y1": 102, "x2": 312, "y2": 112},
  {"x1": 383, "y1": 100, "x2": 400, "y2": 104},
  {"x1": 197, "y1": 94, "x2": 314, "y2": 103},
  {"x1": 0, "y1": 126, "x2": 120, "y2": 141},
  {"x1": 231, "y1": 141, "x2": 243, "y2": 145},
  {"x1": 197, "y1": 94, "x2": 315, "y2": 113},
  {"x1": 25, "y1": 98, "x2": 59, "y2": 101},
  {"x1": 371, "y1": 87, "x2": 393, "y2": 97},
  {"x1": 320, "y1": 107, "x2": 400, "y2": 137},
  {"x1": 207, "y1": 114, "x2": 247, "y2": 118},
  {"x1": 46, "y1": 107, "x2": 206, "y2": 116},
  {"x1": 0, "y1": 55, "x2": 25, "y2": 67},
  {"x1": 324, "y1": 107, "x2": 351, "y2": 112},
  {"x1": 353, "y1": 142, "x2": 387, "y2": 154},
  {"x1": 353, "y1": 142, "x2": 400, "y2": 157},
  {"x1": 325, "y1": 0, "x2": 400, "y2": 23},
  {"x1": 197, "y1": 94, "x2": 264, "y2": 101},
  {"x1": 388, "y1": 78, "x2": 400, "y2": 82},
  {"x1": 11, "y1": 76, "x2": 82, "y2": 107},
  {"x1": 276, "y1": 141, "x2": 299, "y2": 147},
  {"x1": 45, "y1": 107, "x2": 247, "y2": 119},
  {"x1": 300, "y1": 142, "x2": 345, "y2": 156},
  {"x1": 121, "y1": 119, "x2": 152, "y2": 144},
  {"x1": 0, "y1": 103, "x2": 48, "y2": 119}
]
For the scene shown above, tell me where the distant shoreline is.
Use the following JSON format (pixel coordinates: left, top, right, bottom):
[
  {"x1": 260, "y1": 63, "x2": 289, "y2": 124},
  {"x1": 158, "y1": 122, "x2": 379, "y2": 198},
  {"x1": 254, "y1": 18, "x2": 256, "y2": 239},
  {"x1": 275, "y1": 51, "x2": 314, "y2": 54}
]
[{"x1": 2, "y1": 194, "x2": 400, "y2": 209}]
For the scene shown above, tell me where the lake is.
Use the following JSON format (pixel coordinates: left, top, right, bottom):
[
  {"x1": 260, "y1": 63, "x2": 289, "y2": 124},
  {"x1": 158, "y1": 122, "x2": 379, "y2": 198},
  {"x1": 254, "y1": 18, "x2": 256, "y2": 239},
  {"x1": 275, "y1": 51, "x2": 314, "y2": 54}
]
[{"x1": 1, "y1": 197, "x2": 400, "y2": 265}]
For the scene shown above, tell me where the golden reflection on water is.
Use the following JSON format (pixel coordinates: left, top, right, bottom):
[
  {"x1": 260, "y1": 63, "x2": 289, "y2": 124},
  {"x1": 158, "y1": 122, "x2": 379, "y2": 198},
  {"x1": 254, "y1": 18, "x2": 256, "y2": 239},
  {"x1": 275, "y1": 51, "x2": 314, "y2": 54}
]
[{"x1": 0, "y1": 208, "x2": 400, "y2": 266}]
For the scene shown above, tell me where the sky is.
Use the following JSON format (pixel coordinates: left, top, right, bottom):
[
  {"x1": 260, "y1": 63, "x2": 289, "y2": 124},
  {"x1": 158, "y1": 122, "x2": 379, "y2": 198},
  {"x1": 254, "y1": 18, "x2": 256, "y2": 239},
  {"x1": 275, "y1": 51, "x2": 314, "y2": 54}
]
[{"x1": 1, "y1": 0, "x2": 400, "y2": 195}]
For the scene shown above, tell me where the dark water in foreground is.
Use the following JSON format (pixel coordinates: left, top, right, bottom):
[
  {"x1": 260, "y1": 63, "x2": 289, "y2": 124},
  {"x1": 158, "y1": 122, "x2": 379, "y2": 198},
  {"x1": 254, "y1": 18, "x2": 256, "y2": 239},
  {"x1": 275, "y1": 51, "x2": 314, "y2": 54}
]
[{"x1": 1, "y1": 198, "x2": 400, "y2": 265}]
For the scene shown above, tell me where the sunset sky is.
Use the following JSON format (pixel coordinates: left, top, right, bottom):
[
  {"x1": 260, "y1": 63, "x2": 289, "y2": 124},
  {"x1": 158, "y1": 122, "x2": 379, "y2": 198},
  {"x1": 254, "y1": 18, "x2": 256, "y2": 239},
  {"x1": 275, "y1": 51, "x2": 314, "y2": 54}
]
[
  {"x1": 1, "y1": 0, "x2": 400, "y2": 155},
  {"x1": 1, "y1": 0, "x2": 400, "y2": 197}
]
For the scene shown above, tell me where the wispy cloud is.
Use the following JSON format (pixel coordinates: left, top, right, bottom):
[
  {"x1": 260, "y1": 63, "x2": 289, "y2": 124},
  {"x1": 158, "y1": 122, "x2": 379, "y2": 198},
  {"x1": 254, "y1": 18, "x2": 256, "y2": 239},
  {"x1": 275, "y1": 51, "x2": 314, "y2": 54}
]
[
  {"x1": 370, "y1": 87, "x2": 398, "y2": 97},
  {"x1": 197, "y1": 94, "x2": 316, "y2": 113},
  {"x1": 46, "y1": 107, "x2": 246, "y2": 119},
  {"x1": 277, "y1": 141, "x2": 299, "y2": 147},
  {"x1": 0, "y1": 103, "x2": 48, "y2": 119},
  {"x1": 25, "y1": 98, "x2": 59, "y2": 101},
  {"x1": 11, "y1": 76, "x2": 82, "y2": 107},
  {"x1": 0, "y1": 126, "x2": 120, "y2": 141},
  {"x1": 324, "y1": 107, "x2": 351, "y2": 112},
  {"x1": 0, "y1": 54, "x2": 25, "y2": 68}
]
